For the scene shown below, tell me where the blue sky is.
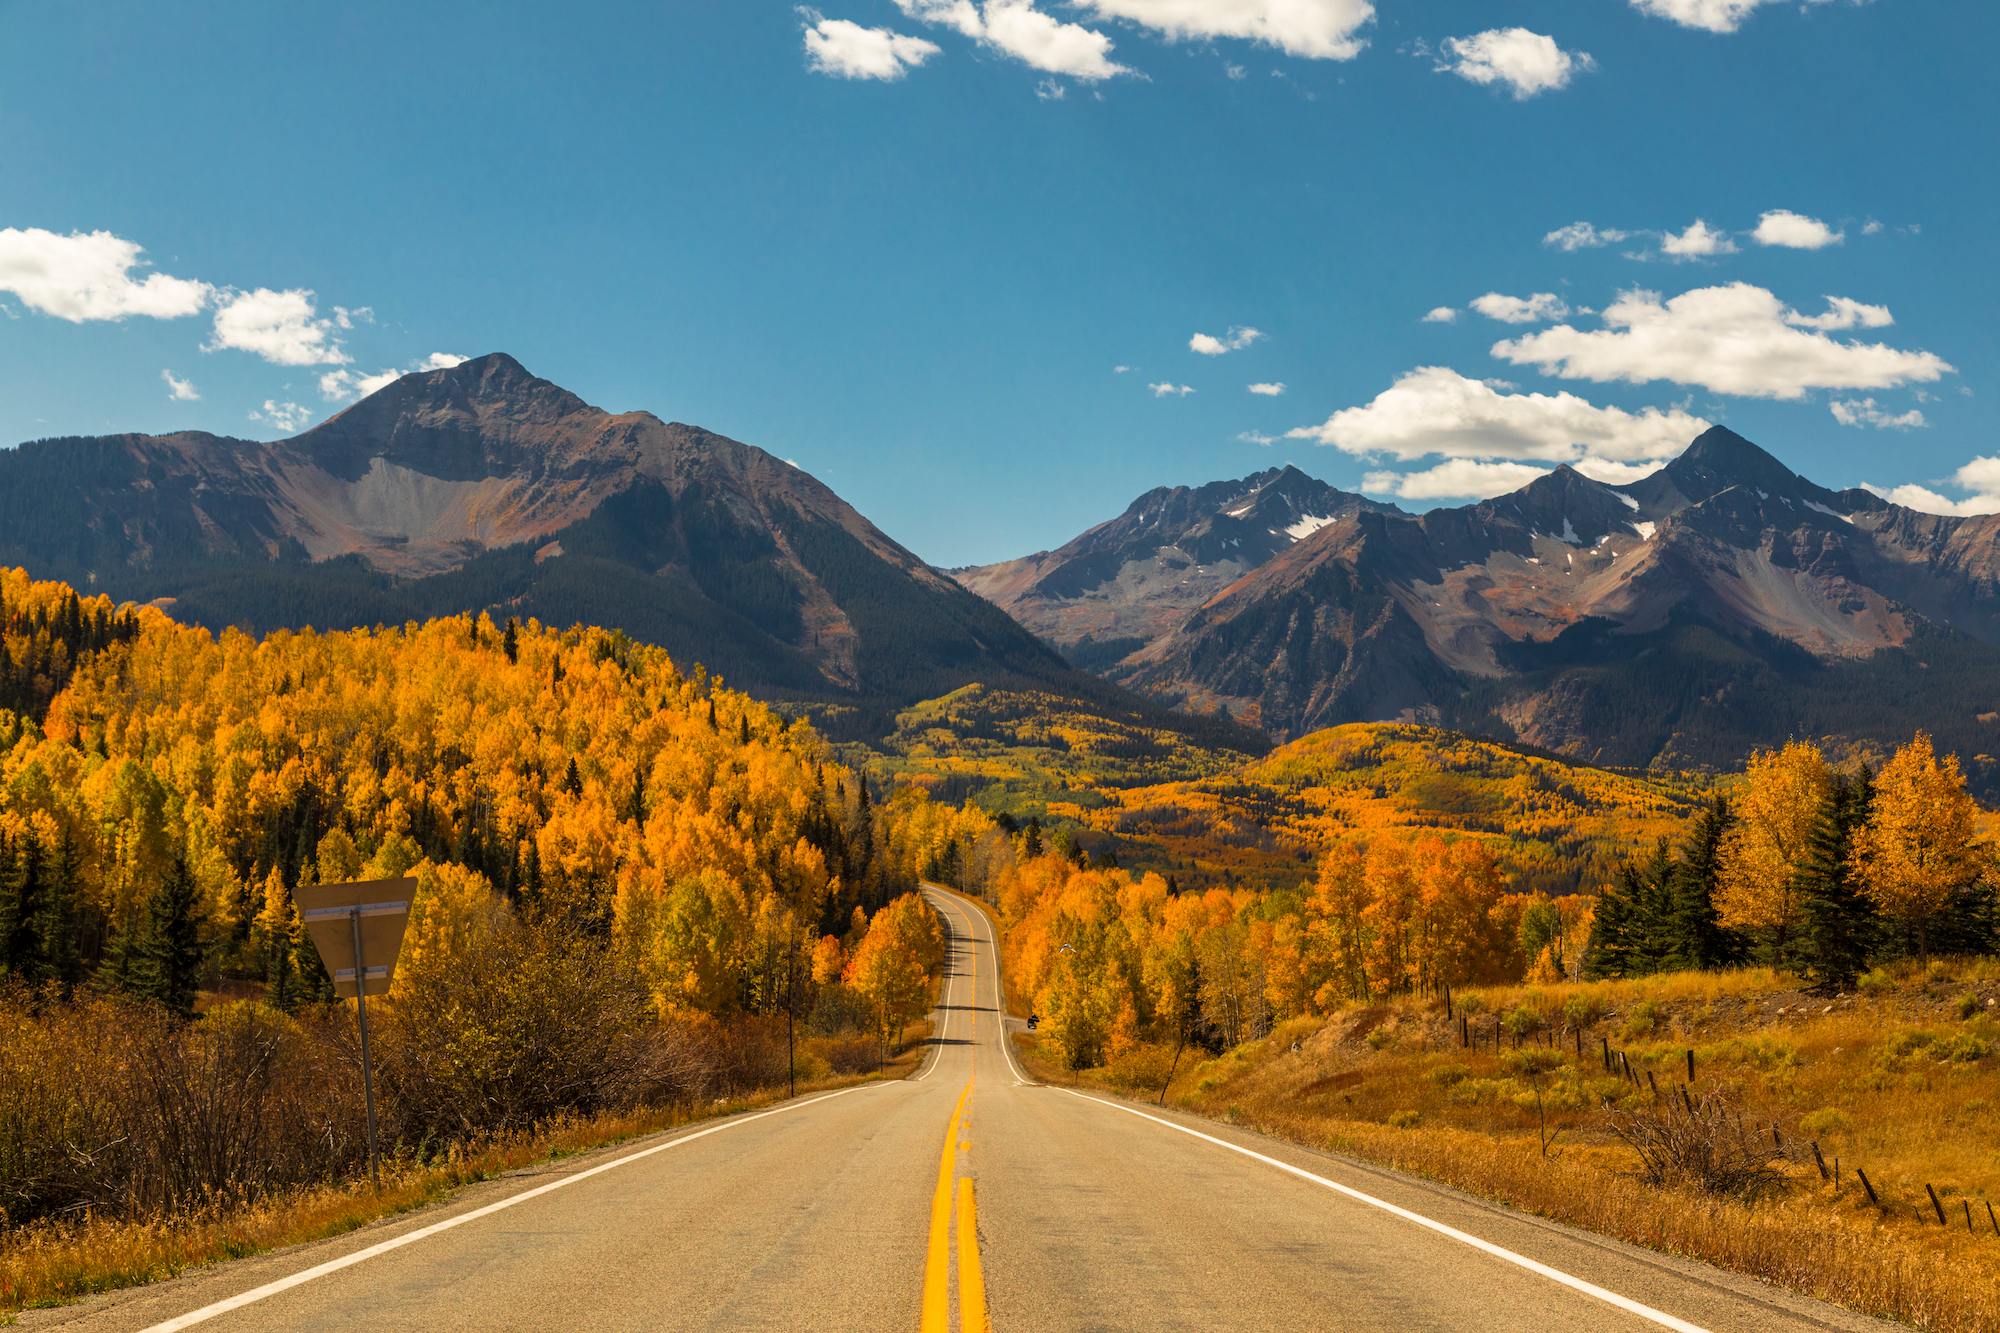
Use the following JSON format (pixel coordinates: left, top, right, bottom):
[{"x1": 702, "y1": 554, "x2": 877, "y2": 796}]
[{"x1": 0, "y1": 0, "x2": 1992, "y2": 566}]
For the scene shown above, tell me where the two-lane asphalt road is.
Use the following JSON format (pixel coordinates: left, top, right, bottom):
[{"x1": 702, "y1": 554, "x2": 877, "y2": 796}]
[{"x1": 29, "y1": 888, "x2": 1895, "y2": 1333}]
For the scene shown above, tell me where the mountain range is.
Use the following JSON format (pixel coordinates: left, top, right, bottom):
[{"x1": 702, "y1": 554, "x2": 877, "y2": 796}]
[
  {"x1": 0, "y1": 354, "x2": 1253, "y2": 747},
  {"x1": 957, "y1": 428, "x2": 2000, "y2": 788},
  {"x1": 7, "y1": 359, "x2": 1999, "y2": 790}
]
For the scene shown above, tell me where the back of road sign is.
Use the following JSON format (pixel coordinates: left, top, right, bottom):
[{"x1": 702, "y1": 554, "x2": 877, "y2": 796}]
[{"x1": 294, "y1": 877, "x2": 415, "y2": 999}]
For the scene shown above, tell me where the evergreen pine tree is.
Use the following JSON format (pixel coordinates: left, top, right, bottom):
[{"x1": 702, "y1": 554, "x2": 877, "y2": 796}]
[
  {"x1": 292, "y1": 911, "x2": 338, "y2": 1006},
  {"x1": 0, "y1": 829, "x2": 40, "y2": 978},
  {"x1": 739, "y1": 714, "x2": 751, "y2": 747},
  {"x1": 1021, "y1": 817, "x2": 1044, "y2": 861},
  {"x1": 1666, "y1": 795, "x2": 1742, "y2": 971},
  {"x1": 29, "y1": 829, "x2": 81, "y2": 989},
  {"x1": 127, "y1": 855, "x2": 205, "y2": 1020},
  {"x1": 1584, "y1": 866, "x2": 1636, "y2": 979},
  {"x1": 563, "y1": 757, "x2": 584, "y2": 797},
  {"x1": 502, "y1": 617, "x2": 519, "y2": 665},
  {"x1": 1623, "y1": 839, "x2": 1678, "y2": 976},
  {"x1": 1795, "y1": 769, "x2": 1880, "y2": 990}
]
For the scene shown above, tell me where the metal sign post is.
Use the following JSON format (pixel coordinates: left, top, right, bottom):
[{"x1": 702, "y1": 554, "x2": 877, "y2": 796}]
[{"x1": 296, "y1": 877, "x2": 415, "y2": 1189}]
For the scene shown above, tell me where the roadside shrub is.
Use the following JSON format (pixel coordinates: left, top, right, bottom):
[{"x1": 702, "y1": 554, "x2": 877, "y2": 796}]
[
  {"x1": 1857, "y1": 968, "x2": 1894, "y2": 997},
  {"x1": 1503, "y1": 1005, "x2": 1545, "y2": 1043},
  {"x1": 1428, "y1": 1063, "x2": 1472, "y2": 1087},
  {"x1": 1455, "y1": 992, "x2": 1490, "y2": 1017},
  {"x1": 1957, "y1": 993, "x2": 1980, "y2": 1020},
  {"x1": 1606, "y1": 1085, "x2": 1791, "y2": 1199},
  {"x1": 1621, "y1": 1000, "x2": 1661, "y2": 1040},
  {"x1": 1365, "y1": 1026, "x2": 1395, "y2": 1051},
  {"x1": 1562, "y1": 992, "x2": 1605, "y2": 1030},
  {"x1": 1387, "y1": 1109, "x2": 1420, "y2": 1128},
  {"x1": 1800, "y1": 1108, "x2": 1853, "y2": 1139}
]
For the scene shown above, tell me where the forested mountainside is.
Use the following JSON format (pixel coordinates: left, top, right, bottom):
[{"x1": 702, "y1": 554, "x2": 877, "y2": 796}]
[{"x1": 0, "y1": 355, "x2": 1260, "y2": 752}]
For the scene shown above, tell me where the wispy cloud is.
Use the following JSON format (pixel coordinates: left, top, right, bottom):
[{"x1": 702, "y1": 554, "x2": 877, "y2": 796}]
[
  {"x1": 1422, "y1": 307, "x2": 1458, "y2": 324},
  {"x1": 893, "y1": 0, "x2": 1131, "y2": 80},
  {"x1": 248, "y1": 400, "x2": 313, "y2": 434},
  {"x1": 1247, "y1": 382, "x2": 1285, "y2": 396},
  {"x1": 1832, "y1": 398, "x2": 1925, "y2": 430},
  {"x1": 801, "y1": 11, "x2": 941, "y2": 80},
  {"x1": 1149, "y1": 382, "x2": 1195, "y2": 397},
  {"x1": 1190, "y1": 326, "x2": 1264, "y2": 355},
  {"x1": 1544, "y1": 221, "x2": 1630, "y2": 251},
  {"x1": 161, "y1": 369, "x2": 200, "y2": 401},
  {"x1": 320, "y1": 352, "x2": 471, "y2": 402},
  {"x1": 1470, "y1": 292, "x2": 1569, "y2": 324}
]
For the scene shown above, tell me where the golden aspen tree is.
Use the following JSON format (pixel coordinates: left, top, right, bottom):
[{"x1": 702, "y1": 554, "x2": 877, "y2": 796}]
[
  {"x1": 1715, "y1": 741, "x2": 1832, "y2": 957},
  {"x1": 1855, "y1": 731, "x2": 1984, "y2": 962}
]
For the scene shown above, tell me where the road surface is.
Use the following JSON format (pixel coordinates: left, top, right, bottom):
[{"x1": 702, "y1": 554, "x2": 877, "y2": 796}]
[{"x1": 28, "y1": 887, "x2": 1895, "y2": 1333}]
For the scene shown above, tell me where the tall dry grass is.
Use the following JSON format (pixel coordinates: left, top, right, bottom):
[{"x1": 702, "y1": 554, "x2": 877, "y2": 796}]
[{"x1": 1068, "y1": 960, "x2": 2000, "y2": 1333}]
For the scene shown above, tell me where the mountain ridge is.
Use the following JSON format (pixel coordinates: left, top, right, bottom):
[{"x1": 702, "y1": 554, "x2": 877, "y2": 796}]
[{"x1": 0, "y1": 355, "x2": 1264, "y2": 753}]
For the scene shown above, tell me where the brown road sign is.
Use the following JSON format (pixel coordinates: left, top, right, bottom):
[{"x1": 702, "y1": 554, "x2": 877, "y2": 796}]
[{"x1": 295, "y1": 877, "x2": 415, "y2": 999}]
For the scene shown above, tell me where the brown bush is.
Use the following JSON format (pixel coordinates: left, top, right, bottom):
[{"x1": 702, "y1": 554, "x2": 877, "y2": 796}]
[
  {"x1": 0, "y1": 986, "x2": 365, "y2": 1226},
  {"x1": 1606, "y1": 1084, "x2": 1793, "y2": 1198}
]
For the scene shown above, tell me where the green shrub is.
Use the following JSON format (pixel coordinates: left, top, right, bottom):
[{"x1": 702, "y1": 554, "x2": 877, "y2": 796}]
[
  {"x1": 1958, "y1": 993, "x2": 1980, "y2": 1020},
  {"x1": 1428, "y1": 1063, "x2": 1472, "y2": 1087},
  {"x1": 1857, "y1": 968, "x2": 1894, "y2": 997},
  {"x1": 1455, "y1": 992, "x2": 1491, "y2": 1017},
  {"x1": 1621, "y1": 1000, "x2": 1661, "y2": 1040},
  {"x1": 1365, "y1": 1027, "x2": 1394, "y2": 1051},
  {"x1": 1562, "y1": 992, "x2": 1605, "y2": 1029},
  {"x1": 1387, "y1": 1109, "x2": 1421, "y2": 1129},
  {"x1": 1800, "y1": 1108, "x2": 1853, "y2": 1139}
]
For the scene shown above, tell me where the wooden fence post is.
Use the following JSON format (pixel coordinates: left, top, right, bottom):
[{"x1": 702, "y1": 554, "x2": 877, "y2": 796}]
[
  {"x1": 1927, "y1": 1183, "x2": 1948, "y2": 1226},
  {"x1": 1856, "y1": 1168, "x2": 1881, "y2": 1210}
]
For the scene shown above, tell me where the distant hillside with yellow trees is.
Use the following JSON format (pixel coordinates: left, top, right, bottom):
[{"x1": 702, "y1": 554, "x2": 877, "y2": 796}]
[{"x1": 0, "y1": 568, "x2": 984, "y2": 1235}]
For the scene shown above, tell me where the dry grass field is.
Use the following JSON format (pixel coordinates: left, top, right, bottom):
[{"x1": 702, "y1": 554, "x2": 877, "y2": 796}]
[{"x1": 1026, "y1": 958, "x2": 2000, "y2": 1333}]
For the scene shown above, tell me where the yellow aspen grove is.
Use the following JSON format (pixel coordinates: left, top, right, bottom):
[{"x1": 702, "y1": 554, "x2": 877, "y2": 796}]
[
  {"x1": 1855, "y1": 731, "x2": 1985, "y2": 962},
  {"x1": 1714, "y1": 740, "x2": 1832, "y2": 954}
]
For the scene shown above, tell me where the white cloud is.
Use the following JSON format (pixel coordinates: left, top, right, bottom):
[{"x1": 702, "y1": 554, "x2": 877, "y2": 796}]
[
  {"x1": 1629, "y1": 0, "x2": 1838, "y2": 34},
  {"x1": 1225, "y1": 62, "x2": 1247, "y2": 79},
  {"x1": 1239, "y1": 430, "x2": 1278, "y2": 445},
  {"x1": 1434, "y1": 29, "x2": 1593, "y2": 99},
  {"x1": 1831, "y1": 398, "x2": 1925, "y2": 430},
  {"x1": 802, "y1": 14, "x2": 941, "y2": 80},
  {"x1": 894, "y1": 0, "x2": 1131, "y2": 80},
  {"x1": 1247, "y1": 382, "x2": 1285, "y2": 396},
  {"x1": 1287, "y1": 366, "x2": 1708, "y2": 465},
  {"x1": 1113, "y1": 364, "x2": 1132, "y2": 372},
  {"x1": 208, "y1": 288, "x2": 350, "y2": 366},
  {"x1": 248, "y1": 400, "x2": 313, "y2": 434},
  {"x1": 160, "y1": 370, "x2": 200, "y2": 401},
  {"x1": 1491, "y1": 283, "x2": 1954, "y2": 400},
  {"x1": 1753, "y1": 209, "x2": 1843, "y2": 250},
  {"x1": 0, "y1": 227, "x2": 211, "y2": 322},
  {"x1": 1073, "y1": 0, "x2": 1375, "y2": 60},
  {"x1": 1659, "y1": 219, "x2": 1738, "y2": 259},
  {"x1": 1783, "y1": 295, "x2": 1891, "y2": 331},
  {"x1": 1189, "y1": 325, "x2": 1264, "y2": 355},
  {"x1": 319, "y1": 352, "x2": 471, "y2": 402},
  {"x1": 1422, "y1": 307, "x2": 1458, "y2": 324},
  {"x1": 1861, "y1": 458, "x2": 2000, "y2": 515},
  {"x1": 1149, "y1": 382, "x2": 1195, "y2": 396},
  {"x1": 1470, "y1": 291, "x2": 1570, "y2": 324},
  {"x1": 1544, "y1": 221, "x2": 1630, "y2": 251},
  {"x1": 1862, "y1": 220, "x2": 1884, "y2": 236},
  {"x1": 1362, "y1": 458, "x2": 1552, "y2": 500}
]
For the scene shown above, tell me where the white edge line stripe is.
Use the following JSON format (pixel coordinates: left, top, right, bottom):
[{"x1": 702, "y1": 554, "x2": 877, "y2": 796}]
[
  {"x1": 1049, "y1": 1089, "x2": 1711, "y2": 1333},
  {"x1": 138, "y1": 1085, "x2": 875, "y2": 1333},
  {"x1": 911, "y1": 899, "x2": 962, "y2": 1082}
]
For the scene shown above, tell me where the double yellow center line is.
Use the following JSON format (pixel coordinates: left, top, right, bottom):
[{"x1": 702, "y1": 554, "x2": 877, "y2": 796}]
[{"x1": 922, "y1": 1074, "x2": 985, "y2": 1332}]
